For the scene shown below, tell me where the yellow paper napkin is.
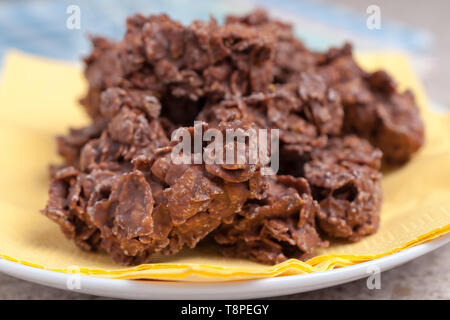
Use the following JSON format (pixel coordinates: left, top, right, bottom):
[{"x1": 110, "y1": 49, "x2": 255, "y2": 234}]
[{"x1": 0, "y1": 50, "x2": 449, "y2": 281}]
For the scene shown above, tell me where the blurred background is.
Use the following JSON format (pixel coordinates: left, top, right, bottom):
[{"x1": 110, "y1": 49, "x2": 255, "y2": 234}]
[
  {"x1": 0, "y1": 0, "x2": 448, "y2": 299},
  {"x1": 0, "y1": 0, "x2": 449, "y2": 109}
]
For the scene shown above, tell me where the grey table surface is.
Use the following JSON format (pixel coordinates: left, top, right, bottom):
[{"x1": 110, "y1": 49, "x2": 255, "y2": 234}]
[{"x1": 1, "y1": 0, "x2": 449, "y2": 300}]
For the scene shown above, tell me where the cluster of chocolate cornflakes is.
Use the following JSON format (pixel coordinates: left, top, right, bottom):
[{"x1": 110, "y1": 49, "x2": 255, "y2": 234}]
[{"x1": 42, "y1": 9, "x2": 424, "y2": 265}]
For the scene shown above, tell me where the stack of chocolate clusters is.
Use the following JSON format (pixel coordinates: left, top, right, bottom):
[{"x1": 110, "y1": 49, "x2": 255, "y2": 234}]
[{"x1": 42, "y1": 10, "x2": 424, "y2": 265}]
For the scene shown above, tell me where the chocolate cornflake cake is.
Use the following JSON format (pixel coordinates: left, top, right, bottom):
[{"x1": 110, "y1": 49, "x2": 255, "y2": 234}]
[{"x1": 42, "y1": 9, "x2": 424, "y2": 265}]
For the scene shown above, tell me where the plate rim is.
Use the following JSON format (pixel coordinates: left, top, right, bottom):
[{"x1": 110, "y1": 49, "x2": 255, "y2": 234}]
[{"x1": 0, "y1": 234, "x2": 448, "y2": 299}]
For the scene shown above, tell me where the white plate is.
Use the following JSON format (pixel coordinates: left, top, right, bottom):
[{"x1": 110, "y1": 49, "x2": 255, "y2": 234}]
[{"x1": 0, "y1": 235, "x2": 448, "y2": 299}]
